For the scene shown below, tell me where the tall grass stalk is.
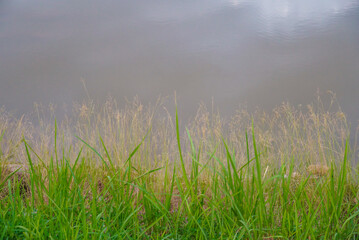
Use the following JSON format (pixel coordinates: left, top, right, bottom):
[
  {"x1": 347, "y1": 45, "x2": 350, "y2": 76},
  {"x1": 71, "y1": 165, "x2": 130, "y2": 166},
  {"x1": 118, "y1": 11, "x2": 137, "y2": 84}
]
[{"x1": 0, "y1": 96, "x2": 358, "y2": 238}]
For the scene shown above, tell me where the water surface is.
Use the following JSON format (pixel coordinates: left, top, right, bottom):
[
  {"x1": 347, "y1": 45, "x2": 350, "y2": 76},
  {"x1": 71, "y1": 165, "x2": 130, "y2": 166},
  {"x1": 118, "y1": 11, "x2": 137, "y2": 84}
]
[{"x1": 1, "y1": 0, "x2": 359, "y2": 123}]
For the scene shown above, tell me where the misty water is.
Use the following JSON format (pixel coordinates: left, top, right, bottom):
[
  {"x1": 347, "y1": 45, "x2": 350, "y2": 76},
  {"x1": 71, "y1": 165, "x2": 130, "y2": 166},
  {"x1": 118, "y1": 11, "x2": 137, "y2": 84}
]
[{"x1": 1, "y1": 0, "x2": 359, "y2": 124}]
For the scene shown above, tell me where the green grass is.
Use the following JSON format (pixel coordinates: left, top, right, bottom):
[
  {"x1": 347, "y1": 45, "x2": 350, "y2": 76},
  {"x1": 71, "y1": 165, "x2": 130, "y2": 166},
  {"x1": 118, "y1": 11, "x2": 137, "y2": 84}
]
[{"x1": 0, "y1": 97, "x2": 358, "y2": 239}]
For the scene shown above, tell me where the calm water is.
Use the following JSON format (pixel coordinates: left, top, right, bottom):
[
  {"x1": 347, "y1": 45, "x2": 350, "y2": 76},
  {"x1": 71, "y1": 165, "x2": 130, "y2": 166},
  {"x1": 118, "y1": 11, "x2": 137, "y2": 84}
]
[{"x1": 1, "y1": 0, "x2": 359, "y2": 123}]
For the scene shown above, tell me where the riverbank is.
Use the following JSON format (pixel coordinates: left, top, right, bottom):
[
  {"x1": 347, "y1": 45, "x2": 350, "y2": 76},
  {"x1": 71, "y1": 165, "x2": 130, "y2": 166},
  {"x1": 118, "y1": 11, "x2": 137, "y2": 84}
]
[{"x1": 0, "y1": 97, "x2": 358, "y2": 239}]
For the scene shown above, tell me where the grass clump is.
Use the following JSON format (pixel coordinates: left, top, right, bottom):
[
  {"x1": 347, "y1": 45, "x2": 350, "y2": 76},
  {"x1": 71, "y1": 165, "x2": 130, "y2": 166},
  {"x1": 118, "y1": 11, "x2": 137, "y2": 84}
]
[{"x1": 0, "y1": 95, "x2": 359, "y2": 239}]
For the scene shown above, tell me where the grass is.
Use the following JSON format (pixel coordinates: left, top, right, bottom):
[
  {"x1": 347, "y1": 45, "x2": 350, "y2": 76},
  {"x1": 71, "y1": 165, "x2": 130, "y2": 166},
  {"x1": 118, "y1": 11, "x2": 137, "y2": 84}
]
[{"x1": 0, "y1": 95, "x2": 359, "y2": 239}]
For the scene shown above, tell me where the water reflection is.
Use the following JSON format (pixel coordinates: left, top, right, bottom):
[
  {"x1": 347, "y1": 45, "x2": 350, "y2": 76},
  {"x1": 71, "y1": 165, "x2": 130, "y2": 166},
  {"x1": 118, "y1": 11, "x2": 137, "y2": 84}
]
[
  {"x1": 228, "y1": 0, "x2": 357, "y2": 19},
  {"x1": 144, "y1": 0, "x2": 359, "y2": 36}
]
